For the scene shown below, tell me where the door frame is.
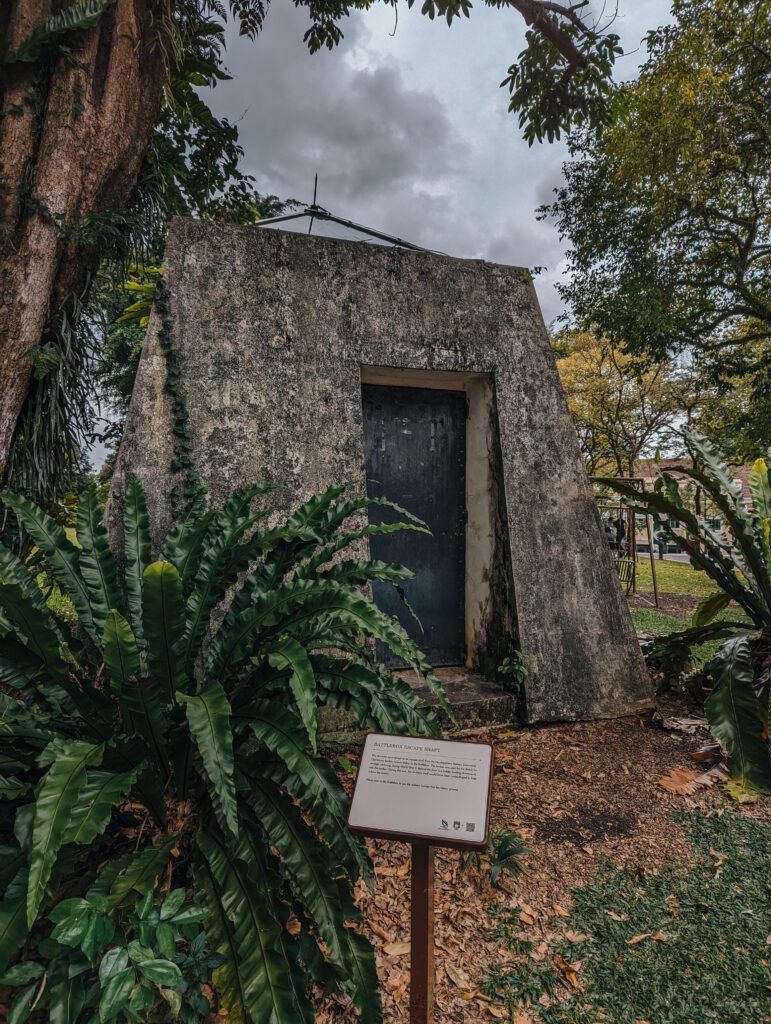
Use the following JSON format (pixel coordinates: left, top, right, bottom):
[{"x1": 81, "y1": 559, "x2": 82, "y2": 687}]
[{"x1": 360, "y1": 365, "x2": 517, "y2": 677}]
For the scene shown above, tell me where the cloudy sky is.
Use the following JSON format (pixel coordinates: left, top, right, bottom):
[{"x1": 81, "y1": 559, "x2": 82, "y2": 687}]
[{"x1": 203, "y1": 0, "x2": 672, "y2": 325}]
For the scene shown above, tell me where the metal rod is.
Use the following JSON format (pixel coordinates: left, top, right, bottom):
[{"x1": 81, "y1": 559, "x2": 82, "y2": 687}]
[
  {"x1": 646, "y1": 513, "x2": 659, "y2": 607},
  {"x1": 410, "y1": 841, "x2": 434, "y2": 1024},
  {"x1": 255, "y1": 206, "x2": 437, "y2": 253}
]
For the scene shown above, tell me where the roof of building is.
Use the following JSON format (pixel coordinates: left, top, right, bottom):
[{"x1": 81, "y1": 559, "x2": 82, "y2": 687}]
[{"x1": 632, "y1": 457, "x2": 756, "y2": 509}]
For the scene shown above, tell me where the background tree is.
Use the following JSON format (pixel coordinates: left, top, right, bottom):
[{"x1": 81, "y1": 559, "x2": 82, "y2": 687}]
[
  {"x1": 544, "y1": 0, "x2": 771, "y2": 452},
  {"x1": 554, "y1": 329, "x2": 698, "y2": 476},
  {"x1": 1, "y1": 0, "x2": 625, "y2": 501}
]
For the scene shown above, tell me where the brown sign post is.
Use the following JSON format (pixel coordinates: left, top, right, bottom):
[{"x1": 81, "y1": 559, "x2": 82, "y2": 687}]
[{"x1": 347, "y1": 733, "x2": 495, "y2": 1024}]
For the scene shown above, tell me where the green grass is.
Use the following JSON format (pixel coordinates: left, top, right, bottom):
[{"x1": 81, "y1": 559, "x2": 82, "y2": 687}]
[
  {"x1": 636, "y1": 559, "x2": 717, "y2": 598},
  {"x1": 482, "y1": 810, "x2": 771, "y2": 1024},
  {"x1": 629, "y1": 608, "x2": 690, "y2": 634}
]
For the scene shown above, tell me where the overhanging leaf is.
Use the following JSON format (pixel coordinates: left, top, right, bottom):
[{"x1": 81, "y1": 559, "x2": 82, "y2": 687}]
[
  {"x1": 177, "y1": 682, "x2": 238, "y2": 837},
  {"x1": 705, "y1": 637, "x2": 771, "y2": 792},
  {"x1": 27, "y1": 738, "x2": 104, "y2": 925},
  {"x1": 266, "y1": 638, "x2": 318, "y2": 753},
  {"x1": 692, "y1": 591, "x2": 731, "y2": 627},
  {"x1": 142, "y1": 562, "x2": 187, "y2": 701}
]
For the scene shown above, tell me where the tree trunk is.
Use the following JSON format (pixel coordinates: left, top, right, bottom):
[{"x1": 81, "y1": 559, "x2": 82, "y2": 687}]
[{"x1": 0, "y1": 0, "x2": 166, "y2": 482}]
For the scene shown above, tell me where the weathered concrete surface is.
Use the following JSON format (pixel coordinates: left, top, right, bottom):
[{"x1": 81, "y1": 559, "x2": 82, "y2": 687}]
[
  {"x1": 317, "y1": 668, "x2": 518, "y2": 743},
  {"x1": 108, "y1": 219, "x2": 652, "y2": 723}
]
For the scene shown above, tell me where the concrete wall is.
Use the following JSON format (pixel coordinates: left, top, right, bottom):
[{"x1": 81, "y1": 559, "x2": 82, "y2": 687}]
[{"x1": 108, "y1": 219, "x2": 652, "y2": 722}]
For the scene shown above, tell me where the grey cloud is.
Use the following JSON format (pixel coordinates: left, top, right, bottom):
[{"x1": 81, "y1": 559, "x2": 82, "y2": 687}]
[{"x1": 207, "y1": 4, "x2": 467, "y2": 216}]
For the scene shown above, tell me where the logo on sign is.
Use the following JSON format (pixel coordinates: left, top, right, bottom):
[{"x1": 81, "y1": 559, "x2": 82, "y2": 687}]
[
  {"x1": 453, "y1": 821, "x2": 461, "y2": 830},
  {"x1": 440, "y1": 819, "x2": 449, "y2": 830}
]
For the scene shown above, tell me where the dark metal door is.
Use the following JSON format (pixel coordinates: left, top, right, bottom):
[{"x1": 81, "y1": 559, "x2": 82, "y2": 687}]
[{"x1": 362, "y1": 383, "x2": 466, "y2": 667}]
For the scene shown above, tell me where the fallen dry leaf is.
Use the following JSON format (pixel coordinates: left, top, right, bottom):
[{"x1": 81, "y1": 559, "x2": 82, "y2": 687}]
[
  {"x1": 662, "y1": 716, "x2": 708, "y2": 734},
  {"x1": 382, "y1": 941, "x2": 410, "y2": 956},
  {"x1": 519, "y1": 910, "x2": 535, "y2": 926},
  {"x1": 627, "y1": 931, "x2": 668, "y2": 944},
  {"x1": 555, "y1": 955, "x2": 582, "y2": 990},
  {"x1": 605, "y1": 910, "x2": 630, "y2": 922},
  {"x1": 552, "y1": 903, "x2": 570, "y2": 917},
  {"x1": 368, "y1": 920, "x2": 393, "y2": 943},
  {"x1": 487, "y1": 1006, "x2": 507, "y2": 1018},
  {"x1": 564, "y1": 930, "x2": 591, "y2": 943},
  {"x1": 444, "y1": 963, "x2": 473, "y2": 990},
  {"x1": 658, "y1": 768, "x2": 717, "y2": 795}
]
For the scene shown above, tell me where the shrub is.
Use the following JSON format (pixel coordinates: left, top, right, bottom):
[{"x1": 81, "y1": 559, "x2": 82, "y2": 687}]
[
  {"x1": 608, "y1": 429, "x2": 771, "y2": 794},
  {"x1": 0, "y1": 477, "x2": 450, "y2": 1022}
]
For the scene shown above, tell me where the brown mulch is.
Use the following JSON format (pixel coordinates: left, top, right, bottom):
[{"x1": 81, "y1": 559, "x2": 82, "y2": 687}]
[
  {"x1": 316, "y1": 696, "x2": 770, "y2": 1023},
  {"x1": 627, "y1": 591, "x2": 701, "y2": 617}
]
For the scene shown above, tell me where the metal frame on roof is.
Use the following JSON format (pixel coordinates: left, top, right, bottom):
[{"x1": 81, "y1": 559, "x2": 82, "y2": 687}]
[{"x1": 255, "y1": 202, "x2": 438, "y2": 253}]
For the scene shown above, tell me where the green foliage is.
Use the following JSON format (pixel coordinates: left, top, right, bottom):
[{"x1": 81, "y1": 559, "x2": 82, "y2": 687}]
[
  {"x1": 606, "y1": 428, "x2": 771, "y2": 791},
  {"x1": 462, "y1": 827, "x2": 530, "y2": 888},
  {"x1": 293, "y1": 0, "x2": 622, "y2": 143},
  {"x1": 497, "y1": 651, "x2": 528, "y2": 695},
  {"x1": 501, "y1": 22, "x2": 621, "y2": 145},
  {"x1": 5, "y1": 0, "x2": 116, "y2": 64},
  {"x1": 544, "y1": 0, "x2": 771, "y2": 447},
  {"x1": 0, "y1": 476, "x2": 448, "y2": 1021},
  {"x1": 0, "y1": 882, "x2": 221, "y2": 1023}
]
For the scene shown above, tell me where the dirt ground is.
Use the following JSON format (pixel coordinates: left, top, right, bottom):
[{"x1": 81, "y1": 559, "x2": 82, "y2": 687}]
[
  {"x1": 316, "y1": 695, "x2": 770, "y2": 1023},
  {"x1": 627, "y1": 591, "x2": 700, "y2": 617}
]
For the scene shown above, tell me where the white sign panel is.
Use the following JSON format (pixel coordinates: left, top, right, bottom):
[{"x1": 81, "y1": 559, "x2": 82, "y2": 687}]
[{"x1": 347, "y1": 733, "x2": 493, "y2": 846}]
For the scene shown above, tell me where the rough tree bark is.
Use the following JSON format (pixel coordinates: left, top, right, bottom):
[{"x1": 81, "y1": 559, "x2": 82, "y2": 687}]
[{"x1": 0, "y1": 0, "x2": 166, "y2": 482}]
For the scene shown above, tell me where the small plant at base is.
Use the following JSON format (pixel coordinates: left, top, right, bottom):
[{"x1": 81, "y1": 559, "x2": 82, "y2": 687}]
[
  {"x1": 336, "y1": 755, "x2": 358, "y2": 778},
  {"x1": 498, "y1": 651, "x2": 528, "y2": 694},
  {"x1": 462, "y1": 826, "x2": 530, "y2": 887}
]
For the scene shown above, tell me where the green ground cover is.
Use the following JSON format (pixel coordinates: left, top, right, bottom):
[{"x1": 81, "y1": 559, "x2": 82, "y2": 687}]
[
  {"x1": 636, "y1": 559, "x2": 718, "y2": 598},
  {"x1": 629, "y1": 608, "x2": 689, "y2": 633},
  {"x1": 482, "y1": 810, "x2": 771, "y2": 1024}
]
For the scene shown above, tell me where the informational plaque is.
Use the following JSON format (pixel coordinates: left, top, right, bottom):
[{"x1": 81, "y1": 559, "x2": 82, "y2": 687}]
[{"x1": 347, "y1": 733, "x2": 494, "y2": 848}]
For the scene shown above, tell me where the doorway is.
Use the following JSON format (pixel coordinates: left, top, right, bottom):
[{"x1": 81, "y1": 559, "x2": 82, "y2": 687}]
[{"x1": 361, "y1": 383, "x2": 467, "y2": 667}]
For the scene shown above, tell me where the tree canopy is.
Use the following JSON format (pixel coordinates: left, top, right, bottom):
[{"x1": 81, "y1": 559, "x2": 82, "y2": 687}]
[
  {"x1": 554, "y1": 329, "x2": 698, "y2": 476},
  {"x1": 544, "y1": 0, "x2": 771, "y2": 432}
]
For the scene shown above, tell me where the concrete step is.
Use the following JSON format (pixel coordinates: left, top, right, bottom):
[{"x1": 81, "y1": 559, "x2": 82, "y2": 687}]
[{"x1": 318, "y1": 666, "x2": 518, "y2": 745}]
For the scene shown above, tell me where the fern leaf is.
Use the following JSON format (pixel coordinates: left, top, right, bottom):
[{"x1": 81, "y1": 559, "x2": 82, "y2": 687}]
[
  {"x1": 62, "y1": 765, "x2": 143, "y2": 846},
  {"x1": 102, "y1": 609, "x2": 141, "y2": 698},
  {"x1": 5, "y1": 0, "x2": 116, "y2": 63},
  {"x1": 0, "y1": 491, "x2": 97, "y2": 642},
  {"x1": 27, "y1": 738, "x2": 104, "y2": 925},
  {"x1": 247, "y1": 701, "x2": 372, "y2": 884},
  {"x1": 0, "y1": 896, "x2": 28, "y2": 972},
  {"x1": 195, "y1": 831, "x2": 314, "y2": 1024},
  {"x1": 123, "y1": 474, "x2": 152, "y2": 644},
  {"x1": 705, "y1": 637, "x2": 771, "y2": 792},
  {"x1": 265, "y1": 638, "x2": 318, "y2": 753},
  {"x1": 249, "y1": 785, "x2": 379, "y2": 1018},
  {"x1": 87, "y1": 834, "x2": 177, "y2": 912},
  {"x1": 76, "y1": 486, "x2": 124, "y2": 639},
  {"x1": 177, "y1": 683, "x2": 237, "y2": 837},
  {"x1": 142, "y1": 562, "x2": 187, "y2": 700}
]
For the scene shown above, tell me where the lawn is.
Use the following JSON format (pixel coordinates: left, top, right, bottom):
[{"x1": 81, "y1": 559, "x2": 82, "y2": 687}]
[
  {"x1": 629, "y1": 608, "x2": 689, "y2": 633},
  {"x1": 482, "y1": 809, "x2": 771, "y2": 1024},
  {"x1": 636, "y1": 558, "x2": 719, "y2": 598}
]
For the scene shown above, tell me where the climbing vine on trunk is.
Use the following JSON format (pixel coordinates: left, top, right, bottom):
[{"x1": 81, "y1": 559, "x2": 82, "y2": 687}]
[{"x1": 0, "y1": 0, "x2": 166, "y2": 484}]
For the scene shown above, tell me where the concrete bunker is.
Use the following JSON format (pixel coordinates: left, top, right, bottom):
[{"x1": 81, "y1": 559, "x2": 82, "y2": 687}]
[{"x1": 109, "y1": 219, "x2": 652, "y2": 723}]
